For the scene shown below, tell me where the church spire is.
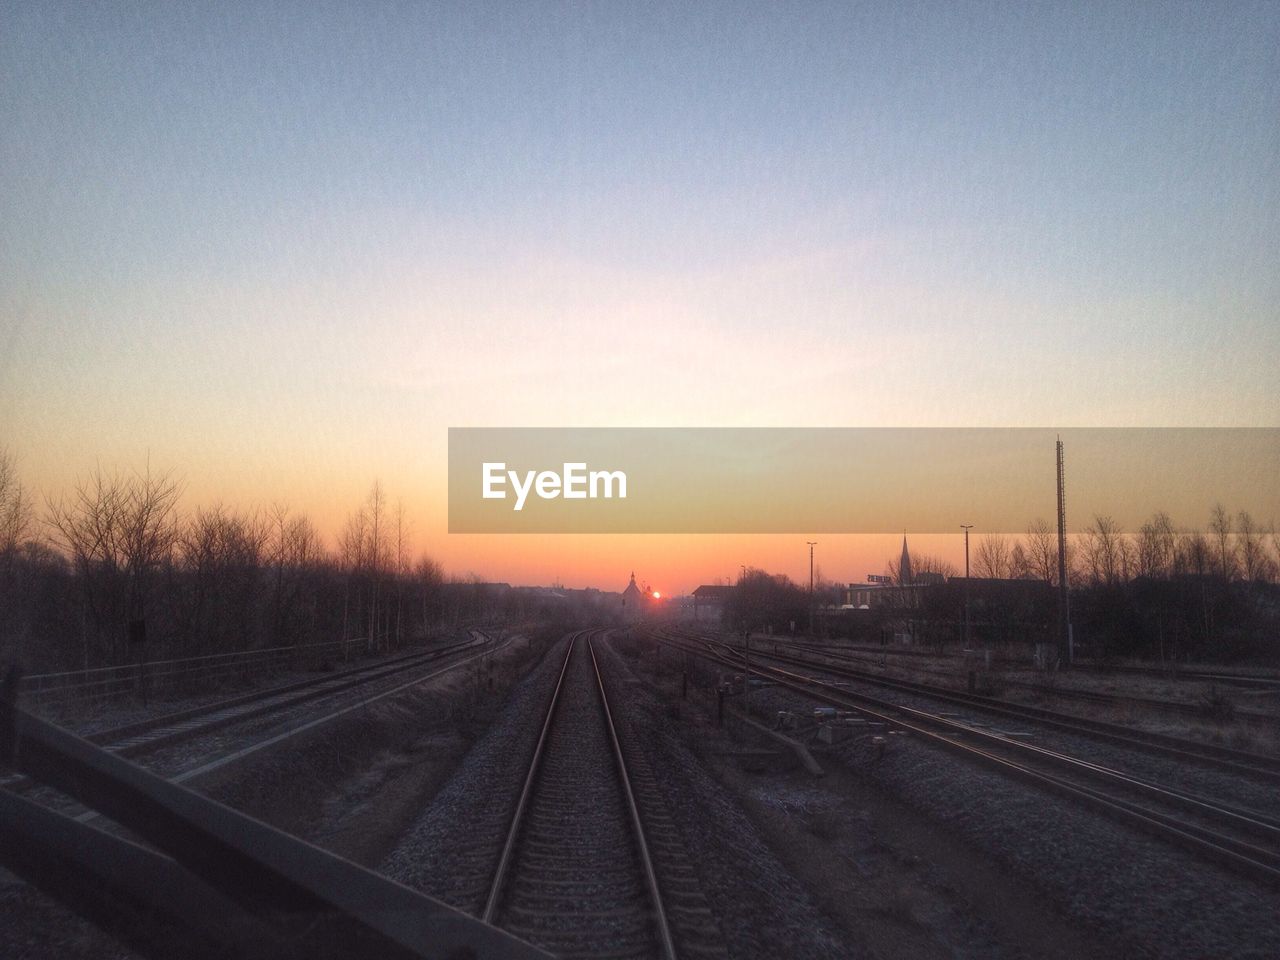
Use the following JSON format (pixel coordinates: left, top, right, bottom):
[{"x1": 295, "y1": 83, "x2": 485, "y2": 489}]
[{"x1": 899, "y1": 534, "x2": 913, "y2": 586}]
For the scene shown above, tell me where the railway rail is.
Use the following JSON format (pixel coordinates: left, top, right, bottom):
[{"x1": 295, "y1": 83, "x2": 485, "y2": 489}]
[
  {"x1": 771, "y1": 637, "x2": 1280, "y2": 723},
  {"x1": 780, "y1": 637, "x2": 1280, "y2": 688},
  {"x1": 482, "y1": 630, "x2": 723, "y2": 959},
  {"x1": 86, "y1": 632, "x2": 490, "y2": 757},
  {"x1": 714, "y1": 636, "x2": 1280, "y2": 782},
  {"x1": 1084, "y1": 662, "x2": 1280, "y2": 691},
  {"x1": 19, "y1": 637, "x2": 370, "y2": 707},
  {"x1": 4, "y1": 631, "x2": 507, "y2": 807},
  {"x1": 657, "y1": 627, "x2": 1280, "y2": 889}
]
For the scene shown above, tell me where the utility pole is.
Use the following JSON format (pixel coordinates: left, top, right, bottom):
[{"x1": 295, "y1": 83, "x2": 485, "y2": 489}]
[
  {"x1": 960, "y1": 525, "x2": 973, "y2": 648},
  {"x1": 806, "y1": 541, "x2": 817, "y2": 636},
  {"x1": 1056, "y1": 436, "x2": 1071, "y2": 667}
]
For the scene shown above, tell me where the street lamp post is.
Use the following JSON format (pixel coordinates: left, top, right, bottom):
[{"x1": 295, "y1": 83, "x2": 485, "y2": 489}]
[
  {"x1": 960, "y1": 525, "x2": 973, "y2": 648},
  {"x1": 806, "y1": 541, "x2": 817, "y2": 636}
]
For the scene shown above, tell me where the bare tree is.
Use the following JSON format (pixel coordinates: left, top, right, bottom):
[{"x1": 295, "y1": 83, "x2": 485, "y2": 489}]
[
  {"x1": 367, "y1": 482, "x2": 385, "y2": 653},
  {"x1": 265, "y1": 504, "x2": 323, "y2": 645},
  {"x1": 1082, "y1": 515, "x2": 1125, "y2": 585},
  {"x1": 339, "y1": 506, "x2": 368, "y2": 644},
  {"x1": 46, "y1": 465, "x2": 183, "y2": 664},
  {"x1": 1009, "y1": 542, "x2": 1030, "y2": 579},
  {"x1": 922, "y1": 553, "x2": 959, "y2": 579},
  {"x1": 1209, "y1": 503, "x2": 1236, "y2": 580},
  {"x1": 337, "y1": 482, "x2": 395, "y2": 653},
  {"x1": 177, "y1": 504, "x2": 269, "y2": 653},
  {"x1": 0, "y1": 449, "x2": 35, "y2": 559},
  {"x1": 394, "y1": 500, "x2": 409, "y2": 647},
  {"x1": 1175, "y1": 529, "x2": 1212, "y2": 577},
  {"x1": 1237, "y1": 511, "x2": 1265, "y2": 583},
  {"x1": 1137, "y1": 512, "x2": 1177, "y2": 579},
  {"x1": 886, "y1": 552, "x2": 956, "y2": 583},
  {"x1": 974, "y1": 534, "x2": 1011, "y2": 579},
  {"x1": 1119, "y1": 533, "x2": 1136, "y2": 582},
  {"x1": 809, "y1": 565, "x2": 848, "y2": 613},
  {"x1": 1024, "y1": 519, "x2": 1057, "y2": 583},
  {"x1": 0, "y1": 450, "x2": 38, "y2": 665},
  {"x1": 416, "y1": 556, "x2": 445, "y2": 633},
  {"x1": 269, "y1": 502, "x2": 291, "y2": 634}
]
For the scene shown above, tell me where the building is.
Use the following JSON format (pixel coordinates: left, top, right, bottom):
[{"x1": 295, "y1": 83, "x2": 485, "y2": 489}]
[
  {"x1": 844, "y1": 579, "x2": 899, "y2": 609},
  {"x1": 691, "y1": 584, "x2": 733, "y2": 622},
  {"x1": 620, "y1": 572, "x2": 650, "y2": 622},
  {"x1": 843, "y1": 536, "x2": 941, "y2": 608}
]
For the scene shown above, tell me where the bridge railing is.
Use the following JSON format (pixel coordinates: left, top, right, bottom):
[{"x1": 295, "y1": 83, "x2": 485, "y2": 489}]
[{"x1": 0, "y1": 680, "x2": 551, "y2": 960}]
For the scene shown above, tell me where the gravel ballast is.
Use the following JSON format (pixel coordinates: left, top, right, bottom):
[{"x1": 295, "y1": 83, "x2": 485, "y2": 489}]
[
  {"x1": 384, "y1": 633, "x2": 860, "y2": 959},
  {"x1": 736, "y1": 667, "x2": 1280, "y2": 960}
]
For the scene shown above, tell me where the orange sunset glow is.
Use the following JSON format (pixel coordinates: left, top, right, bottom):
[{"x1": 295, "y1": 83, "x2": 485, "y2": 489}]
[{"x1": 2, "y1": 2, "x2": 1276, "y2": 598}]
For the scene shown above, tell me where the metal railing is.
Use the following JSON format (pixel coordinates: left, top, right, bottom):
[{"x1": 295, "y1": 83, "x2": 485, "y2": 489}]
[{"x1": 0, "y1": 689, "x2": 552, "y2": 959}]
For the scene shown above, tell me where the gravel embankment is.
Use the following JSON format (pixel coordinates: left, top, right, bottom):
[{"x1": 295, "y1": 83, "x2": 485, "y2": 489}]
[
  {"x1": 381, "y1": 637, "x2": 571, "y2": 911},
  {"x1": 741, "y1": 677, "x2": 1280, "y2": 960}
]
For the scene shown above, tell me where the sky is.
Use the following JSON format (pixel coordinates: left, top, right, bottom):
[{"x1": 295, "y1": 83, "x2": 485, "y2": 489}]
[{"x1": 2, "y1": 2, "x2": 1278, "y2": 592}]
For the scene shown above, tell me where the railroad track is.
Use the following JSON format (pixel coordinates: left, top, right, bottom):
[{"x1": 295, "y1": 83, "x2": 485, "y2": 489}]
[
  {"x1": 658, "y1": 627, "x2": 1280, "y2": 889},
  {"x1": 1080, "y1": 662, "x2": 1280, "y2": 691},
  {"x1": 86, "y1": 632, "x2": 491, "y2": 757},
  {"x1": 710, "y1": 636, "x2": 1280, "y2": 782},
  {"x1": 482, "y1": 630, "x2": 723, "y2": 959},
  {"x1": 775, "y1": 637, "x2": 1280, "y2": 690},
  {"x1": 777, "y1": 637, "x2": 1280, "y2": 724},
  {"x1": 3, "y1": 631, "x2": 505, "y2": 801}
]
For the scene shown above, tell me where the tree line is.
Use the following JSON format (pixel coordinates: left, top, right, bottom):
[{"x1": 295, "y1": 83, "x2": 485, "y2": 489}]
[
  {"x1": 0, "y1": 451, "x2": 490, "y2": 675},
  {"x1": 885, "y1": 511, "x2": 1280, "y2": 661},
  {"x1": 720, "y1": 505, "x2": 1280, "y2": 662},
  {"x1": 943, "y1": 508, "x2": 1280, "y2": 587}
]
